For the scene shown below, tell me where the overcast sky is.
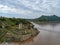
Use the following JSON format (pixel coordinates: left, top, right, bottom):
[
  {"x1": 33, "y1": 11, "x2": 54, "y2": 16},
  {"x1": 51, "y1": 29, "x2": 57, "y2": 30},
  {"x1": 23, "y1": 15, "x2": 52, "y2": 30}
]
[{"x1": 0, "y1": 0, "x2": 60, "y2": 19}]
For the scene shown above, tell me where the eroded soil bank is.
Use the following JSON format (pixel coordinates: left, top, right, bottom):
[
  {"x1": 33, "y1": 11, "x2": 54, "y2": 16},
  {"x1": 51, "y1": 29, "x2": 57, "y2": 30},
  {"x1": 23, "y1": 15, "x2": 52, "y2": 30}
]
[{"x1": 0, "y1": 23, "x2": 60, "y2": 45}]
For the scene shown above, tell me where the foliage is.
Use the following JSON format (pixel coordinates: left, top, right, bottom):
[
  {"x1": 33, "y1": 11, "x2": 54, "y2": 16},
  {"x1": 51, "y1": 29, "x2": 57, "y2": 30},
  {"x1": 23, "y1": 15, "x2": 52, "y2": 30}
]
[
  {"x1": 33, "y1": 15, "x2": 60, "y2": 22},
  {"x1": 0, "y1": 16, "x2": 38, "y2": 42}
]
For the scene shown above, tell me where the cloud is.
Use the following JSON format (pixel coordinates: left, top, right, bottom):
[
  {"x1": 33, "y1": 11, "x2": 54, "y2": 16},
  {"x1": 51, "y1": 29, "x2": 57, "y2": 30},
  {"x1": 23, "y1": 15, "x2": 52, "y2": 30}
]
[
  {"x1": 0, "y1": 4, "x2": 17, "y2": 13},
  {"x1": 0, "y1": 0, "x2": 60, "y2": 18},
  {"x1": 0, "y1": 4, "x2": 33, "y2": 15}
]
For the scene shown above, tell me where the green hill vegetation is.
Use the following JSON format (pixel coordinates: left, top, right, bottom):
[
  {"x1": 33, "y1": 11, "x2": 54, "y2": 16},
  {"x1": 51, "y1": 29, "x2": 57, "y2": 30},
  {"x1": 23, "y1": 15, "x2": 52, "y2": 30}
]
[
  {"x1": 32, "y1": 15, "x2": 60, "y2": 23},
  {"x1": 0, "y1": 17, "x2": 39, "y2": 42}
]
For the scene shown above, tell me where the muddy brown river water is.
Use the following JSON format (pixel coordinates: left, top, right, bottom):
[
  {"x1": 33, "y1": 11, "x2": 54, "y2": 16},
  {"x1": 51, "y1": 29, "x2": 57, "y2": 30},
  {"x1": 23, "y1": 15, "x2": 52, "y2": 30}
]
[{"x1": 0, "y1": 23, "x2": 60, "y2": 45}]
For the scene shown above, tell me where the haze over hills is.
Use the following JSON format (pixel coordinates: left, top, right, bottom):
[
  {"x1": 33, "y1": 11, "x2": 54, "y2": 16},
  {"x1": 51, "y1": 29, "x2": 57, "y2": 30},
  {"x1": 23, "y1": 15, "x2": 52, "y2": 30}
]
[{"x1": 30, "y1": 15, "x2": 60, "y2": 22}]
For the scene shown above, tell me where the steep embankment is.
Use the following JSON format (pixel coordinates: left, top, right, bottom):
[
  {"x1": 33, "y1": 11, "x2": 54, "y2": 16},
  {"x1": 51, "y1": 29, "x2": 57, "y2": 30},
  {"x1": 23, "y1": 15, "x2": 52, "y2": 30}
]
[{"x1": 0, "y1": 17, "x2": 39, "y2": 42}]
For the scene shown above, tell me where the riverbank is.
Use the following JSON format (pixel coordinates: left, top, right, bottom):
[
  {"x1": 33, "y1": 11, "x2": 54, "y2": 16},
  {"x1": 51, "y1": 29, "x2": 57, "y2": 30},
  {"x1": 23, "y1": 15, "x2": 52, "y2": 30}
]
[
  {"x1": 0, "y1": 23, "x2": 60, "y2": 45},
  {"x1": 33, "y1": 21, "x2": 60, "y2": 24},
  {"x1": 0, "y1": 17, "x2": 39, "y2": 42},
  {"x1": 0, "y1": 27, "x2": 39, "y2": 43}
]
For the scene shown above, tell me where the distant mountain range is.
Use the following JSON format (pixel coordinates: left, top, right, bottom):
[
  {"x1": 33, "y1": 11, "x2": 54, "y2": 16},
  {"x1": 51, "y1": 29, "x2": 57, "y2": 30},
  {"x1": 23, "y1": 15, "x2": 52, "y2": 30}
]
[{"x1": 30, "y1": 15, "x2": 60, "y2": 22}]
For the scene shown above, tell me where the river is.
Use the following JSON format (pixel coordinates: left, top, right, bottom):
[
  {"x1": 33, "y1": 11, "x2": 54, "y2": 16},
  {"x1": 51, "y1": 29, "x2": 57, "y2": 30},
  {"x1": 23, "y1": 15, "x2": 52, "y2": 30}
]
[{"x1": 0, "y1": 22, "x2": 60, "y2": 45}]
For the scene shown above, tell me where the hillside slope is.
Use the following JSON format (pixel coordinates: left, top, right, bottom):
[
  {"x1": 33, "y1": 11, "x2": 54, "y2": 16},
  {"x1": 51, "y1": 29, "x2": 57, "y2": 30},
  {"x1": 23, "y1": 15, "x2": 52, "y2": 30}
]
[
  {"x1": 33, "y1": 15, "x2": 60, "y2": 22},
  {"x1": 0, "y1": 17, "x2": 39, "y2": 42}
]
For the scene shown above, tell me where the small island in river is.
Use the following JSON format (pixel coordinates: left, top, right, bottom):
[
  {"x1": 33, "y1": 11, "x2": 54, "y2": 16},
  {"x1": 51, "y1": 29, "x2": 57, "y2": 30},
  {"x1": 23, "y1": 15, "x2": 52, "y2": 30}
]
[{"x1": 0, "y1": 17, "x2": 39, "y2": 43}]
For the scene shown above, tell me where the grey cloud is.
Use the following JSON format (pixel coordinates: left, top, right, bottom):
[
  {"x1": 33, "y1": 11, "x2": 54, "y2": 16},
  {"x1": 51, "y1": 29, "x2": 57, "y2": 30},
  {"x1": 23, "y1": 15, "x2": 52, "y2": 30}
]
[{"x1": 0, "y1": 0, "x2": 60, "y2": 18}]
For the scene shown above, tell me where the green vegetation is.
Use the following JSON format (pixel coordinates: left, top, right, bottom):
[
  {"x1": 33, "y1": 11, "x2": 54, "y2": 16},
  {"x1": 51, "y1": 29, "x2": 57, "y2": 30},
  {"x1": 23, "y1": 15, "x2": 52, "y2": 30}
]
[
  {"x1": 32, "y1": 15, "x2": 60, "y2": 23},
  {"x1": 0, "y1": 17, "x2": 39, "y2": 42}
]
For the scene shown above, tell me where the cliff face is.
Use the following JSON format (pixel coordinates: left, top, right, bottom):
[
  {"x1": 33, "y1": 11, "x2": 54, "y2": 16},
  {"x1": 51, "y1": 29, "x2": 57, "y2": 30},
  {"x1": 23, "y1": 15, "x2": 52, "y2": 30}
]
[{"x1": 0, "y1": 17, "x2": 39, "y2": 42}]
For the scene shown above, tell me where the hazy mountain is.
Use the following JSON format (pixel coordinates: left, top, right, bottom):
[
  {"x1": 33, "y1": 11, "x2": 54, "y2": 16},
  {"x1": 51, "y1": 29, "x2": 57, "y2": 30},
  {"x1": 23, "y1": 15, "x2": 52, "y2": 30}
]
[{"x1": 32, "y1": 15, "x2": 60, "y2": 22}]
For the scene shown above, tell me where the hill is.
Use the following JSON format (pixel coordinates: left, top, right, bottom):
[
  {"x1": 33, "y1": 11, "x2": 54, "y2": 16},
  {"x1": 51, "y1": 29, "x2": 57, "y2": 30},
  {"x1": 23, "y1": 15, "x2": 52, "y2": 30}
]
[
  {"x1": 33, "y1": 15, "x2": 60, "y2": 22},
  {"x1": 0, "y1": 17, "x2": 39, "y2": 42}
]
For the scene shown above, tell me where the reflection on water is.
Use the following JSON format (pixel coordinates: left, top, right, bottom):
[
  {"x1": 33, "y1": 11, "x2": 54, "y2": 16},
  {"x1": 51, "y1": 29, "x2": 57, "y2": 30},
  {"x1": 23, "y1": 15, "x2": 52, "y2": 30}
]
[
  {"x1": 40, "y1": 23, "x2": 60, "y2": 31},
  {"x1": 34, "y1": 23, "x2": 60, "y2": 33},
  {"x1": 0, "y1": 23, "x2": 60, "y2": 45}
]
